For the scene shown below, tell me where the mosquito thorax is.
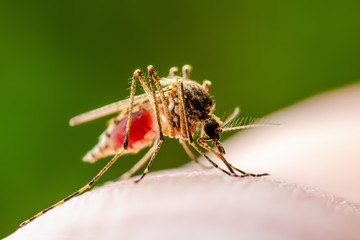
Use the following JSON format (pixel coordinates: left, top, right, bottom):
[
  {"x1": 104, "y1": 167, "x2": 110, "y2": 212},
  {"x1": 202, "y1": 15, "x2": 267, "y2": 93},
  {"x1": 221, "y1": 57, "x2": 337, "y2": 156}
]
[
  {"x1": 166, "y1": 80, "x2": 214, "y2": 137},
  {"x1": 182, "y1": 80, "x2": 214, "y2": 121}
]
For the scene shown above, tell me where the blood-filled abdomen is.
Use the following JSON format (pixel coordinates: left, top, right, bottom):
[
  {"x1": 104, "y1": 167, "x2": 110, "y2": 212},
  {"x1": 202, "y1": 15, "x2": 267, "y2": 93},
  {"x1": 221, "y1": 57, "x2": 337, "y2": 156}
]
[{"x1": 110, "y1": 107, "x2": 158, "y2": 152}]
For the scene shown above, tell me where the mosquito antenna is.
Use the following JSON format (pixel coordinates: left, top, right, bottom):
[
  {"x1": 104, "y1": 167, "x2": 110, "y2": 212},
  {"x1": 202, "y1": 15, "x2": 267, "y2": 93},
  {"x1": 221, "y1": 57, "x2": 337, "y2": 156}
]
[
  {"x1": 221, "y1": 115, "x2": 280, "y2": 132},
  {"x1": 221, "y1": 118, "x2": 279, "y2": 132}
]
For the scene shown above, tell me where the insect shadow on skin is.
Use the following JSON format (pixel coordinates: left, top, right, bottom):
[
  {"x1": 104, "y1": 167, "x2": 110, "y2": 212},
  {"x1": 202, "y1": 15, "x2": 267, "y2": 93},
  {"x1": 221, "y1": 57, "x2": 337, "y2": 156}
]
[{"x1": 19, "y1": 65, "x2": 274, "y2": 229}]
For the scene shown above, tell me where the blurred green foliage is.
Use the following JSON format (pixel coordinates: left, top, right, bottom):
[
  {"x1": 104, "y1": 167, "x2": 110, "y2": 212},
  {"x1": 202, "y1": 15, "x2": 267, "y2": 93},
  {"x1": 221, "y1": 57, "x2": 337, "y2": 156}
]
[{"x1": 1, "y1": 0, "x2": 360, "y2": 237}]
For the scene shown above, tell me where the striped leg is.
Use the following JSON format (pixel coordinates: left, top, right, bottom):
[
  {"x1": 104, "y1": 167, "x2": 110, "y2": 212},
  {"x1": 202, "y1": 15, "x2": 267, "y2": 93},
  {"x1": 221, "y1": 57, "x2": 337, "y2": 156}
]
[
  {"x1": 189, "y1": 140, "x2": 241, "y2": 177},
  {"x1": 176, "y1": 72, "x2": 239, "y2": 177},
  {"x1": 176, "y1": 77, "x2": 189, "y2": 140},
  {"x1": 197, "y1": 137, "x2": 235, "y2": 174},
  {"x1": 19, "y1": 68, "x2": 158, "y2": 228},
  {"x1": 148, "y1": 65, "x2": 175, "y2": 137},
  {"x1": 197, "y1": 137, "x2": 268, "y2": 177},
  {"x1": 180, "y1": 139, "x2": 211, "y2": 169},
  {"x1": 123, "y1": 69, "x2": 152, "y2": 149},
  {"x1": 132, "y1": 66, "x2": 169, "y2": 183},
  {"x1": 228, "y1": 164, "x2": 269, "y2": 177},
  {"x1": 19, "y1": 148, "x2": 126, "y2": 228},
  {"x1": 134, "y1": 138, "x2": 163, "y2": 183},
  {"x1": 120, "y1": 138, "x2": 159, "y2": 180},
  {"x1": 175, "y1": 74, "x2": 237, "y2": 176}
]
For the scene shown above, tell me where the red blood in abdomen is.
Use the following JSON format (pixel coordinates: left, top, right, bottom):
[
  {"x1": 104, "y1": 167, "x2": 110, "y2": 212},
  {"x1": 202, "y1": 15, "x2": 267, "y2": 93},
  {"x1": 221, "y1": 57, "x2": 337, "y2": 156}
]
[{"x1": 110, "y1": 108, "x2": 157, "y2": 151}]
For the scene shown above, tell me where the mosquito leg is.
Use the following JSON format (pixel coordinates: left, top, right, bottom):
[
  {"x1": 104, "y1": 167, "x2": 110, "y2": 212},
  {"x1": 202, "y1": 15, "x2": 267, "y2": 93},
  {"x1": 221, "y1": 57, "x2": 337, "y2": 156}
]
[
  {"x1": 122, "y1": 68, "x2": 163, "y2": 180},
  {"x1": 197, "y1": 137, "x2": 236, "y2": 174},
  {"x1": 200, "y1": 123, "x2": 206, "y2": 138},
  {"x1": 120, "y1": 139, "x2": 159, "y2": 180},
  {"x1": 228, "y1": 164, "x2": 269, "y2": 177},
  {"x1": 148, "y1": 65, "x2": 175, "y2": 137},
  {"x1": 19, "y1": 147, "x2": 126, "y2": 228},
  {"x1": 176, "y1": 78, "x2": 189, "y2": 139},
  {"x1": 134, "y1": 138, "x2": 163, "y2": 183},
  {"x1": 131, "y1": 66, "x2": 168, "y2": 183},
  {"x1": 123, "y1": 69, "x2": 152, "y2": 149},
  {"x1": 180, "y1": 139, "x2": 198, "y2": 163},
  {"x1": 180, "y1": 139, "x2": 211, "y2": 169},
  {"x1": 20, "y1": 69, "x2": 156, "y2": 228},
  {"x1": 198, "y1": 137, "x2": 268, "y2": 177},
  {"x1": 176, "y1": 77, "x2": 234, "y2": 175},
  {"x1": 168, "y1": 66, "x2": 179, "y2": 78},
  {"x1": 177, "y1": 76, "x2": 219, "y2": 172},
  {"x1": 188, "y1": 141, "x2": 241, "y2": 177},
  {"x1": 144, "y1": 66, "x2": 164, "y2": 141}
]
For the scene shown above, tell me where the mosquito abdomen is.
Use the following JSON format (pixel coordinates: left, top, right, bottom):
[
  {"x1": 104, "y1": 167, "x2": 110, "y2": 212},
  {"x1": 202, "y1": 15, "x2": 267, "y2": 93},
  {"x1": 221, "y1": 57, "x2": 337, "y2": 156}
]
[
  {"x1": 83, "y1": 106, "x2": 158, "y2": 162},
  {"x1": 111, "y1": 107, "x2": 158, "y2": 150}
]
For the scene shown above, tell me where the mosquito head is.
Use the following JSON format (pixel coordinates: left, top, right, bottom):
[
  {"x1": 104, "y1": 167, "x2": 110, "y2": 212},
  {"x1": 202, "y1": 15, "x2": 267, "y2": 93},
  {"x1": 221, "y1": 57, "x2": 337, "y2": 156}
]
[{"x1": 203, "y1": 116, "x2": 225, "y2": 154}]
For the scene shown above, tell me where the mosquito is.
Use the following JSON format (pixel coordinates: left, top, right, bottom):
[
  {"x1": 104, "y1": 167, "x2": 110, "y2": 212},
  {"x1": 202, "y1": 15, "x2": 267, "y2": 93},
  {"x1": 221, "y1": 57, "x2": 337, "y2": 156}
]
[{"x1": 19, "y1": 65, "x2": 269, "y2": 228}]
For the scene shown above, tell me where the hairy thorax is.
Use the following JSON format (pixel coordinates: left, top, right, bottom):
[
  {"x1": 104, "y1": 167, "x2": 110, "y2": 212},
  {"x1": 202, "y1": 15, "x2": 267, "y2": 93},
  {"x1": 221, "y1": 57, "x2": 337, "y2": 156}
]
[{"x1": 161, "y1": 79, "x2": 214, "y2": 139}]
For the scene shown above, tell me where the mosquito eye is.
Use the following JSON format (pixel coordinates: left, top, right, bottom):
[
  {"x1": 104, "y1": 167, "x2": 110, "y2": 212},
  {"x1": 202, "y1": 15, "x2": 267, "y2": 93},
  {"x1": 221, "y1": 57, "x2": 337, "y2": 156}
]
[{"x1": 215, "y1": 127, "x2": 222, "y2": 133}]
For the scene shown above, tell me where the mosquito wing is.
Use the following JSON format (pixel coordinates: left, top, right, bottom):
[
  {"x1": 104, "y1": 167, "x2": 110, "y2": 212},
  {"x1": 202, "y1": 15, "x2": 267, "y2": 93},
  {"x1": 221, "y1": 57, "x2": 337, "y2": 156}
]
[{"x1": 70, "y1": 91, "x2": 157, "y2": 126}]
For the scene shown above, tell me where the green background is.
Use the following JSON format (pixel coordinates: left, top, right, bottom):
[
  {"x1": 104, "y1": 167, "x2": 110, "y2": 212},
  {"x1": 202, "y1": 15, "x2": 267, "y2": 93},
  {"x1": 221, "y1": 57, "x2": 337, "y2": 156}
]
[{"x1": 1, "y1": 0, "x2": 360, "y2": 237}]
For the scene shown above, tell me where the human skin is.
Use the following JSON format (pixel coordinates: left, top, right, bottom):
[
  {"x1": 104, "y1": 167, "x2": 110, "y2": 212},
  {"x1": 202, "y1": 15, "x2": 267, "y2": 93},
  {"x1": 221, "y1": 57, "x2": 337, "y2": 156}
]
[{"x1": 6, "y1": 83, "x2": 360, "y2": 240}]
